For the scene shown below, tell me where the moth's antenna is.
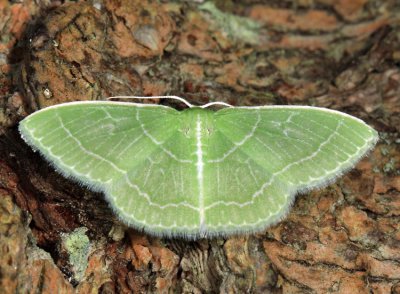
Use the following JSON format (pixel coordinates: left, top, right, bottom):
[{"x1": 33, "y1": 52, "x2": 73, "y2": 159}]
[
  {"x1": 201, "y1": 101, "x2": 233, "y2": 108},
  {"x1": 107, "y1": 96, "x2": 194, "y2": 108}
]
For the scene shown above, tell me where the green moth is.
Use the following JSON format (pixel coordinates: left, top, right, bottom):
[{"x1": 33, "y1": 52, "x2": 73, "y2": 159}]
[{"x1": 19, "y1": 97, "x2": 378, "y2": 239}]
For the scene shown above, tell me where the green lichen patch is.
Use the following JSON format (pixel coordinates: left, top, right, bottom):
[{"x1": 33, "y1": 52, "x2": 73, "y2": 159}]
[
  {"x1": 61, "y1": 227, "x2": 91, "y2": 282},
  {"x1": 199, "y1": 2, "x2": 261, "y2": 45}
]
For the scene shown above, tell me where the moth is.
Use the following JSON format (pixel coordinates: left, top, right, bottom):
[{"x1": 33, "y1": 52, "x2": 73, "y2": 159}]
[{"x1": 19, "y1": 96, "x2": 378, "y2": 239}]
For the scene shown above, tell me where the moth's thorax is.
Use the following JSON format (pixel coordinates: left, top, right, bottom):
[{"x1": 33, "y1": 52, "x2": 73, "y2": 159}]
[{"x1": 179, "y1": 107, "x2": 215, "y2": 138}]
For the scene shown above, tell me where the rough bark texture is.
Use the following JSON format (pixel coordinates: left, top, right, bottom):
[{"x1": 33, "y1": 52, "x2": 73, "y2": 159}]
[{"x1": 0, "y1": 0, "x2": 399, "y2": 293}]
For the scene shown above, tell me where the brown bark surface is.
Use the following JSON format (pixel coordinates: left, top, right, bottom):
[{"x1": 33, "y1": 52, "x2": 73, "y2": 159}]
[{"x1": 0, "y1": 0, "x2": 399, "y2": 293}]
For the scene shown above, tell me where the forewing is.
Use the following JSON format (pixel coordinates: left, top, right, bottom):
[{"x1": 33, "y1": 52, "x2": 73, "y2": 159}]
[{"x1": 20, "y1": 102, "x2": 175, "y2": 187}]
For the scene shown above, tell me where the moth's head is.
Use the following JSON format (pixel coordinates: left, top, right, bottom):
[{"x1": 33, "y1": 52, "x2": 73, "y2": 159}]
[{"x1": 179, "y1": 107, "x2": 216, "y2": 137}]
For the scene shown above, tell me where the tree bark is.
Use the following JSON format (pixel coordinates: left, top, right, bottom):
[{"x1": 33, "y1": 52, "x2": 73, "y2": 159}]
[{"x1": 0, "y1": 0, "x2": 399, "y2": 293}]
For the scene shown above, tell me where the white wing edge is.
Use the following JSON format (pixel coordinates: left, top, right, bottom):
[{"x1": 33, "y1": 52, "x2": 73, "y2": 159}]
[
  {"x1": 220, "y1": 105, "x2": 374, "y2": 126},
  {"x1": 22, "y1": 98, "x2": 374, "y2": 128},
  {"x1": 22, "y1": 100, "x2": 177, "y2": 121}
]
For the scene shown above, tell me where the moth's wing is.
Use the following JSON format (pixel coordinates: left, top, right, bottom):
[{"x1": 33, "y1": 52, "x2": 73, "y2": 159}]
[
  {"x1": 19, "y1": 102, "x2": 201, "y2": 237},
  {"x1": 19, "y1": 102, "x2": 176, "y2": 189},
  {"x1": 108, "y1": 107, "x2": 203, "y2": 237},
  {"x1": 203, "y1": 106, "x2": 378, "y2": 234}
]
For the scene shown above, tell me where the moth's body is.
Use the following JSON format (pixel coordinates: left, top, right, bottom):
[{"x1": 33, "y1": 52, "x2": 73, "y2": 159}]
[
  {"x1": 19, "y1": 100, "x2": 378, "y2": 239},
  {"x1": 177, "y1": 107, "x2": 212, "y2": 137}
]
